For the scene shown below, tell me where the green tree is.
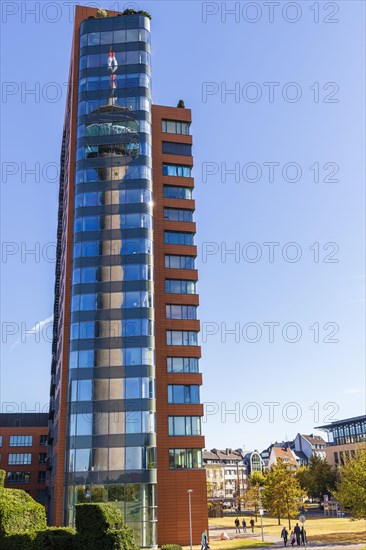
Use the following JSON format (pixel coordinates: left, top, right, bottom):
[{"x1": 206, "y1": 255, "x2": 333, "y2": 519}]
[
  {"x1": 263, "y1": 460, "x2": 304, "y2": 528},
  {"x1": 334, "y1": 449, "x2": 366, "y2": 519},
  {"x1": 241, "y1": 471, "x2": 266, "y2": 521},
  {"x1": 296, "y1": 455, "x2": 337, "y2": 500}
]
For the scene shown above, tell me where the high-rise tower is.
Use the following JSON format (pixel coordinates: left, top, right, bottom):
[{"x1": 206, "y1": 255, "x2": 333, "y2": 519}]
[{"x1": 48, "y1": 6, "x2": 207, "y2": 546}]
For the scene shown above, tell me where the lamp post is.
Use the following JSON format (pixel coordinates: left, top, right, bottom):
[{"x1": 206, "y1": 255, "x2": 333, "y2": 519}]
[
  {"x1": 259, "y1": 487, "x2": 265, "y2": 542},
  {"x1": 188, "y1": 489, "x2": 193, "y2": 550}
]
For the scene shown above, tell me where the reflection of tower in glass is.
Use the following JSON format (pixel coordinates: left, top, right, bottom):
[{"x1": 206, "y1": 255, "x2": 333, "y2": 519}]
[{"x1": 85, "y1": 48, "x2": 141, "y2": 292}]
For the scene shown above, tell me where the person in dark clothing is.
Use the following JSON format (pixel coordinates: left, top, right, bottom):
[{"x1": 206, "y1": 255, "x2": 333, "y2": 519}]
[
  {"x1": 250, "y1": 518, "x2": 255, "y2": 533},
  {"x1": 281, "y1": 527, "x2": 289, "y2": 546},
  {"x1": 294, "y1": 523, "x2": 301, "y2": 546},
  {"x1": 300, "y1": 526, "x2": 306, "y2": 545},
  {"x1": 234, "y1": 517, "x2": 240, "y2": 533},
  {"x1": 242, "y1": 518, "x2": 247, "y2": 533}
]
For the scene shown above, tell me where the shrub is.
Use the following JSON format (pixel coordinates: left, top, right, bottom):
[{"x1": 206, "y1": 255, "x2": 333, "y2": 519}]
[
  {"x1": 0, "y1": 486, "x2": 47, "y2": 538},
  {"x1": 96, "y1": 8, "x2": 108, "y2": 18},
  {"x1": 36, "y1": 527, "x2": 76, "y2": 549},
  {"x1": 161, "y1": 545, "x2": 183, "y2": 550},
  {"x1": 76, "y1": 503, "x2": 138, "y2": 550},
  {"x1": 76, "y1": 503, "x2": 125, "y2": 536},
  {"x1": 0, "y1": 532, "x2": 37, "y2": 550},
  {"x1": 121, "y1": 8, "x2": 152, "y2": 19}
]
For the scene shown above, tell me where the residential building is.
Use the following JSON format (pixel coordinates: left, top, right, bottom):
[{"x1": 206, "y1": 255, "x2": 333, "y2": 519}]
[
  {"x1": 47, "y1": 6, "x2": 206, "y2": 547},
  {"x1": 0, "y1": 413, "x2": 48, "y2": 504},
  {"x1": 243, "y1": 450, "x2": 265, "y2": 475},
  {"x1": 293, "y1": 433, "x2": 327, "y2": 464},
  {"x1": 316, "y1": 415, "x2": 366, "y2": 468},
  {"x1": 267, "y1": 445, "x2": 298, "y2": 470},
  {"x1": 203, "y1": 448, "x2": 247, "y2": 509}
]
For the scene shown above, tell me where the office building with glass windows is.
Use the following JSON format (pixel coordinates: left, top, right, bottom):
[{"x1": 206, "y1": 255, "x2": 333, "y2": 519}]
[{"x1": 47, "y1": 6, "x2": 207, "y2": 547}]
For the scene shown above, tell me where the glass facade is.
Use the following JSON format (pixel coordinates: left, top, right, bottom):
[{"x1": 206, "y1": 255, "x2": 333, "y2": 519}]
[{"x1": 65, "y1": 14, "x2": 156, "y2": 547}]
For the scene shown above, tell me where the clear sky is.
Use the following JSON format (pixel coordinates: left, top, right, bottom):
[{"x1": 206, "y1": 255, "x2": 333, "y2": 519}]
[{"x1": 1, "y1": 0, "x2": 365, "y2": 452}]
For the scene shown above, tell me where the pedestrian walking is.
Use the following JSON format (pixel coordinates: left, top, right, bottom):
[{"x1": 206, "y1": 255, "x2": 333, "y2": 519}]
[
  {"x1": 201, "y1": 530, "x2": 208, "y2": 550},
  {"x1": 281, "y1": 527, "x2": 289, "y2": 546},
  {"x1": 242, "y1": 518, "x2": 246, "y2": 533},
  {"x1": 300, "y1": 526, "x2": 306, "y2": 545},
  {"x1": 290, "y1": 531, "x2": 295, "y2": 546},
  {"x1": 234, "y1": 517, "x2": 240, "y2": 533},
  {"x1": 250, "y1": 518, "x2": 255, "y2": 533},
  {"x1": 294, "y1": 523, "x2": 301, "y2": 546}
]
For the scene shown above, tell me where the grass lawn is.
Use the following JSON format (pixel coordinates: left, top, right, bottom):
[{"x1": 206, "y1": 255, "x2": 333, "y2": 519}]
[
  {"x1": 183, "y1": 540, "x2": 272, "y2": 550},
  {"x1": 209, "y1": 515, "x2": 366, "y2": 544}
]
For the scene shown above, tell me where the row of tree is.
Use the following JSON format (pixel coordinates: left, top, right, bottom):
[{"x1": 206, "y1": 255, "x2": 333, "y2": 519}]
[{"x1": 241, "y1": 449, "x2": 366, "y2": 526}]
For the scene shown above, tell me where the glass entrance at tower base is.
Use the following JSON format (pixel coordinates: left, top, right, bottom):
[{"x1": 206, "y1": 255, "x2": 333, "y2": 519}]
[{"x1": 66, "y1": 481, "x2": 157, "y2": 547}]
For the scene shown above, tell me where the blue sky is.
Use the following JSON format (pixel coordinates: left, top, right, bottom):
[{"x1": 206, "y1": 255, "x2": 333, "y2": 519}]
[{"x1": 1, "y1": 1, "x2": 365, "y2": 451}]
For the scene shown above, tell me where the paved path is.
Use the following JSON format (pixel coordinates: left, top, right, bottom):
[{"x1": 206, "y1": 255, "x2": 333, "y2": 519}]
[{"x1": 209, "y1": 526, "x2": 365, "y2": 550}]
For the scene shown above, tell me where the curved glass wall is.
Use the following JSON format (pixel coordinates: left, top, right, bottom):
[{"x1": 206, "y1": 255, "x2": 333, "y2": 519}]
[{"x1": 65, "y1": 14, "x2": 156, "y2": 547}]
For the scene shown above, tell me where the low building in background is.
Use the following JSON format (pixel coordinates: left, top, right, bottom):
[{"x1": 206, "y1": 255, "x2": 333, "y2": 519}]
[
  {"x1": 293, "y1": 433, "x2": 327, "y2": 464},
  {"x1": 0, "y1": 413, "x2": 48, "y2": 504},
  {"x1": 243, "y1": 450, "x2": 265, "y2": 475},
  {"x1": 267, "y1": 445, "x2": 299, "y2": 470},
  {"x1": 203, "y1": 448, "x2": 247, "y2": 511},
  {"x1": 316, "y1": 414, "x2": 366, "y2": 468}
]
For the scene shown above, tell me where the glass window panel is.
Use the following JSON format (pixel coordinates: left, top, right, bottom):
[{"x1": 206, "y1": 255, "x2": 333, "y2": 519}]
[
  {"x1": 79, "y1": 350, "x2": 94, "y2": 368},
  {"x1": 93, "y1": 379, "x2": 109, "y2": 401},
  {"x1": 100, "y1": 30, "x2": 113, "y2": 44},
  {"x1": 125, "y1": 348, "x2": 141, "y2": 365},
  {"x1": 126, "y1": 411, "x2": 142, "y2": 434},
  {"x1": 110, "y1": 379, "x2": 124, "y2": 399},
  {"x1": 76, "y1": 414, "x2": 92, "y2": 436},
  {"x1": 88, "y1": 32, "x2": 100, "y2": 46},
  {"x1": 126, "y1": 447, "x2": 142, "y2": 470},
  {"x1": 126, "y1": 378, "x2": 140, "y2": 399},
  {"x1": 75, "y1": 449, "x2": 90, "y2": 472},
  {"x1": 92, "y1": 448, "x2": 108, "y2": 471},
  {"x1": 78, "y1": 380, "x2": 92, "y2": 401},
  {"x1": 109, "y1": 447, "x2": 124, "y2": 470}
]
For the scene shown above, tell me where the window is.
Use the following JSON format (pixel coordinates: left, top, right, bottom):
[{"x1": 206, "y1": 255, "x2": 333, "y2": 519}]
[
  {"x1": 9, "y1": 435, "x2": 32, "y2": 447},
  {"x1": 162, "y1": 120, "x2": 190, "y2": 135},
  {"x1": 166, "y1": 280, "x2": 196, "y2": 294},
  {"x1": 8, "y1": 453, "x2": 32, "y2": 465},
  {"x1": 7, "y1": 472, "x2": 30, "y2": 484},
  {"x1": 164, "y1": 208, "x2": 193, "y2": 222},
  {"x1": 40, "y1": 435, "x2": 47, "y2": 446},
  {"x1": 162, "y1": 142, "x2": 192, "y2": 156},
  {"x1": 39, "y1": 453, "x2": 47, "y2": 464},
  {"x1": 163, "y1": 186, "x2": 192, "y2": 200},
  {"x1": 163, "y1": 164, "x2": 191, "y2": 178},
  {"x1": 166, "y1": 331, "x2": 198, "y2": 346},
  {"x1": 167, "y1": 357, "x2": 199, "y2": 373},
  {"x1": 168, "y1": 417, "x2": 201, "y2": 436},
  {"x1": 166, "y1": 305, "x2": 197, "y2": 320},
  {"x1": 169, "y1": 449, "x2": 202, "y2": 469},
  {"x1": 167, "y1": 385, "x2": 200, "y2": 404},
  {"x1": 165, "y1": 255, "x2": 195, "y2": 270},
  {"x1": 164, "y1": 231, "x2": 194, "y2": 246},
  {"x1": 38, "y1": 471, "x2": 46, "y2": 483},
  {"x1": 0, "y1": 436, "x2": 2, "y2": 446}
]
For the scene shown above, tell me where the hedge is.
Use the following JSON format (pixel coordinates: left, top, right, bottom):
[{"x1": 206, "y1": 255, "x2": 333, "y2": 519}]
[
  {"x1": 161, "y1": 545, "x2": 183, "y2": 550},
  {"x1": 0, "y1": 486, "x2": 47, "y2": 537},
  {"x1": 76, "y1": 503, "x2": 138, "y2": 550}
]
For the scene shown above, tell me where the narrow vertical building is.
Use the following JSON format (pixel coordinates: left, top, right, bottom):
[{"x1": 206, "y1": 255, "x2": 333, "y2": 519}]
[{"x1": 48, "y1": 6, "x2": 207, "y2": 546}]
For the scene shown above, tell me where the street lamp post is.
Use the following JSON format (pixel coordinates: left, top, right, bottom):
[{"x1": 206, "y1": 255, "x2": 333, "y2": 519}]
[
  {"x1": 188, "y1": 490, "x2": 193, "y2": 550},
  {"x1": 259, "y1": 487, "x2": 265, "y2": 542}
]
